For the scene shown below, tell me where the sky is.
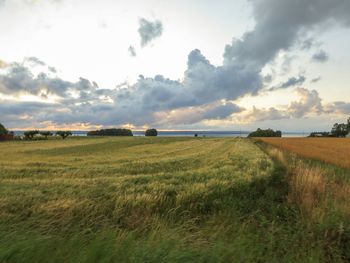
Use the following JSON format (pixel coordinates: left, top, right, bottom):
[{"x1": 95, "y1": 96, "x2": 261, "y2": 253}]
[{"x1": 0, "y1": 0, "x2": 350, "y2": 132}]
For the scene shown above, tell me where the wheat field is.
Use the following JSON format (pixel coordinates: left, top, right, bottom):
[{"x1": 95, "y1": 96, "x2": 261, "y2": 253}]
[
  {"x1": 258, "y1": 138, "x2": 350, "y2": 168},
  {"x1": 0, "y1": 137, "x2": 349, "y2": 262}
]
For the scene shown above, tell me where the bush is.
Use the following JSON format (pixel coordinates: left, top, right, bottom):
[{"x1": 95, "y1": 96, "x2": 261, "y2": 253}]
[
  {"x1": 0, "y1": 123, "x2": 8, "y2": 136},
  {"x1": 248, "y1": 128, "x2": 282, "y2": 138},
  {"x1": 145, "y1": 129, "x2": 158, "y2": 137},
  {"x1": 87, "y1": 128, "x2": 133, "y2": 136}
]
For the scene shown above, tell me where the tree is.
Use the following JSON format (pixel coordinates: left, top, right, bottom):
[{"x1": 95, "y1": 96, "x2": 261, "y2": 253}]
[
  {"x1": 331, "y1": 123, "x2": 348, "y2": 137},
  {"x1": 248, "y1": 128, "x2": 282, "y2": 137},
  {"x1": 40, "y1": 131, "x2": 53, "y2": 139},
  {"x1": 24, "y1": 130, "x2": 39, "y2": 140},
  {"x1": 347, "y1": 117, "x2": 350, "y2": 132},
  {"x1": 56, "y1": 131, "x2": 72, "y2": 139},
  {"x1": 0, "y1": 123, "x2": 8, "y2": 136},
  {"x1": 145, "y1": 129, "x2": 158, "y2": 136}
]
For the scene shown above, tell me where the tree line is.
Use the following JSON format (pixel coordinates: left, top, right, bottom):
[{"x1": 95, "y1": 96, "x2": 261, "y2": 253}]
[
  {"x1": 0, "y1": 124, "x2": 72, "y2": 140},
  {"x1": 23, "y1": 130, "x2": 72, "y2": 140},
  {"x1": 0, "y1": 123, "x2": 159, "y2": 141},
  {"x1": 87, "y1": 128, "x2": 158, "y2": 137},
  {"x1": 309, "y1": 117, "x2": 350, "y2": 137}
]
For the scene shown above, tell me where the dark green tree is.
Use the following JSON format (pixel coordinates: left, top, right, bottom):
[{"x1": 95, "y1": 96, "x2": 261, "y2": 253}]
[
  {"x1": 56, "y1": 131, "x2": 72, "y2": 139},
  {"x1": 0, "y1": 123, "x2": 8, "y2": 136},
  {"x1": 331, "y1": 123, "x2": 348, "y2": 137},
  {"x1": 248, "y1": 128, "x2": 282, "y2": 137},
  {"x1": 24, "y1": 130, "x2": 39, "y2": 140},
  {"x1": 145, "y1": 129, "x2": 158, "y2": 136}
]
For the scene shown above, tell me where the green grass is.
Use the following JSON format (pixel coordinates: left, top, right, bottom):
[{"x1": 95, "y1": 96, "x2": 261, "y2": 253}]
[{"x1": 0, "y1": 137, "x2": 349, "y2": 262}]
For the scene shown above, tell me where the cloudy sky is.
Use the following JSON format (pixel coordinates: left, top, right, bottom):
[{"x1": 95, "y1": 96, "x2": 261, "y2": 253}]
[{"x1": 1, "y1": 0, "x2": 350, "y2": 131}]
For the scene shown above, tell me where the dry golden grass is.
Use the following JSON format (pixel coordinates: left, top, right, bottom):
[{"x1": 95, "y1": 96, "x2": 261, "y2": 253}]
[
  {"x1": 263, "y1": 144, "x2": 350, "y2": 226},
  {"x1": 258, "y1": 138, "x2": 350, "y2": 169}
]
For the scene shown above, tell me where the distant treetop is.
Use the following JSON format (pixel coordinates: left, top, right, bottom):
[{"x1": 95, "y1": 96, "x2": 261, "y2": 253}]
[
  {"x1": 56, "y1": 131, "x2": 72, "y2": 139},
  {"x1": 145, "y1": 129, "x2": 158, "y2": 136},
  {"x1": 87, "y1": 128, "x2": 133, "y2": 137},
  {"x1": 248, "y1": 128, "x2": 282, "y2": 138}
]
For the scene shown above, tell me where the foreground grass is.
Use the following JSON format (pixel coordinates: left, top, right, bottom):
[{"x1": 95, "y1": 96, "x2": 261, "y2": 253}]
[
  {"x1": 0, "y1": 137, "x2": 349, "y2": 262},
  {"x1": 257, "y1": 140, "x2": 350, "y2": 262}
]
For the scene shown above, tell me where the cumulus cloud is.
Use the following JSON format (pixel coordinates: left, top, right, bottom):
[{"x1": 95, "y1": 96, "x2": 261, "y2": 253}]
[
  {"x1": 325, "y1": 101, "x2": 350, "y2": 115},
  {"x1": 0, "y1": 57, "x2": 248, "y2": 127},
  {"x1": 243, "y1": 88, "x2": 325, "y2": 122},
  {"x1": 138, "y1": 18, "x2": 163, "y2": 47},
  {"x1": 244, "y1": 106, "x2": 287, "y2": 122},
  {"x1": 0, "y1": 64, "x2": 71, "y2": 97},
  {"x1": 312, "y1": 50, "x2": 329, "y2": 63},
  {"x1": 288, "y1": 88, "x2": 324, "y2": 118}
]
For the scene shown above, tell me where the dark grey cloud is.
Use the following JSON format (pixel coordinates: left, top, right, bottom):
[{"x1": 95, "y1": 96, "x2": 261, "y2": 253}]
[
  {"x1": 0, "y1": 63, "x2": 101, "y2": 101},
  {"x1": 312, "y1": 50, "x2": 329, "y2": 63},
  {"x1": 0, "y1": 100, "x2": 59, "y2": 128},
  {"x1": 25, "y1": 57, "x2": 46, "y2": 67},
  {"x1": 183, "y1": 49, "x2": 262, "y2": 104},
  {"x1": 48, "y1": 66, "x2": 57, "y2": 73},
  {"x1": 158, "y1": 102, "x2": 243, "y2": 126},
  {"x1": 268, "y1": 76, "x2": 306, "y2": 91},
  {"x1": 280, "y1": 76, "x2": 306, "y2": 89},
  {"x1": 224, "y1": 0, "x2": 350, "y2": 69},
  {"x1": 138, "y1": 18, "x2": 163, "y2": 47},
  {"x1": 311, "y1": 76, "x2": 322, "y2": 83},
  {"x1": 203, "y1": 103, "x2": 242, "y2": 120},
  {"x1": 128, "y1": 46, "x2": 137, "y2": 57}
]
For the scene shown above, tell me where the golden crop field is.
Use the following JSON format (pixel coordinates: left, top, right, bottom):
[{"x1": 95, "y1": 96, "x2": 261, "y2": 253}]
[{"x1": 258, "y1": 138, "x2": 350, "y2": 169}]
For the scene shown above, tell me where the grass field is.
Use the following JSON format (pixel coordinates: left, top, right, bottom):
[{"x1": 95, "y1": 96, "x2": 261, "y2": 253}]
[
  {"x1": 258, "y1": 138, "x2": 350, "y2": 169},
  {"x1": 0, "y1": 137, "x2": 349, "y2": 262}
]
